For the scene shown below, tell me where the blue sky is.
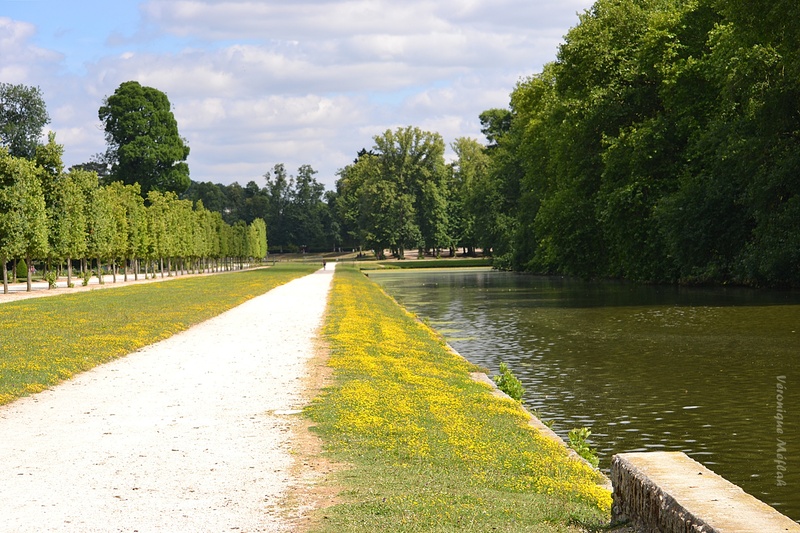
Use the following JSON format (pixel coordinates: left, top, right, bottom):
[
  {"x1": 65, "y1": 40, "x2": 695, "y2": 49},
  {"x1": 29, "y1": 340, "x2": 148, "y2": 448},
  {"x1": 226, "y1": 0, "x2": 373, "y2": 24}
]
[{"x1": 1, "y1": 0, "x2": 595, "y2": 188}]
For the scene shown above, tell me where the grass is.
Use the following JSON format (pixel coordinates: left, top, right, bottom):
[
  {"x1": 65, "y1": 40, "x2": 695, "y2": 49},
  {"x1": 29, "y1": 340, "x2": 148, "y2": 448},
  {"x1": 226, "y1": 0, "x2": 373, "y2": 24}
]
[
  {"x1": 0, "y1": 263, "x2": 318, "y2": 405},
  {"x1": 306, "y1": 265, "x2": 611, "y2": 532},
  {"x1": 373, "y1": 258, "x2": 493, "y2": 269}
]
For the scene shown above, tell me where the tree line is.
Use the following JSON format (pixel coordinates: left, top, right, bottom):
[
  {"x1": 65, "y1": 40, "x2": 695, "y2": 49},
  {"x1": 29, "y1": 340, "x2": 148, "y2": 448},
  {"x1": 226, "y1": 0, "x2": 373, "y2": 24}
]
[
  {"x1": 185, "y1": 163, "x2": 336, "y2": 253},
  {"x1": 475, "y1": 0, "x2": 800, "y2": 286},
  {"x1": 4, "y1": 0, "x2": 800, "y2": 288},
  {"x1": 0, "y1": 135, "x2": 267, "y2": 293},
  {"x1": 323, "y1": 0, "x2": 800, "y2": 287},
  {"x1": 1, "y1": 81, "x2": 266, "y2": 293}
]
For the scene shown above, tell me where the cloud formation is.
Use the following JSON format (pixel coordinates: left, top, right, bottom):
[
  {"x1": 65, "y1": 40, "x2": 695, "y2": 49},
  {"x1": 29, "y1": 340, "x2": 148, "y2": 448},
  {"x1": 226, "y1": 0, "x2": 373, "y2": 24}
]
[{"x1": 2, "y1": 0, "x2": 594, "y2": 188}]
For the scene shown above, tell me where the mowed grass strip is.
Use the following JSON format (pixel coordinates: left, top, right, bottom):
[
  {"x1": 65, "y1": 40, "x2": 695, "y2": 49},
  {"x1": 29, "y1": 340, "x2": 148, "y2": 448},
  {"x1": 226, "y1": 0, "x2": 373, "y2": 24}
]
[
  {"x1": 374, "y1": 258, "x2": 492, "y2": 269},
  {"x1": 306, "y1": 266, "x2": 611, "y2": 532},
  {"x1": 0, "y1": 263, "x2": 318, "y2": 405}
]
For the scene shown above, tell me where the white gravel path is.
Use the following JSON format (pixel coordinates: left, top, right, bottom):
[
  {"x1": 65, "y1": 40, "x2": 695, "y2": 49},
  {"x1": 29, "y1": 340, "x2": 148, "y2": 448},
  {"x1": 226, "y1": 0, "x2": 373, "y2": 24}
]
[{"x1": 0, "y1": 266, "x2": 334, "y2": 532}]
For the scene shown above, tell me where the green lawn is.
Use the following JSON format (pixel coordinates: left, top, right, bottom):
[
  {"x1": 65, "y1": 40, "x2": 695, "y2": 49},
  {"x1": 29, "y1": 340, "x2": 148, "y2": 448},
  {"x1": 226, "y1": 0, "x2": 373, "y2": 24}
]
[
  {"x1": 306, "y1": 266, "x2": 611, "y2": 532},
  {"x1": 373, "y1": 258, "x2": 493, "y2": 269}
]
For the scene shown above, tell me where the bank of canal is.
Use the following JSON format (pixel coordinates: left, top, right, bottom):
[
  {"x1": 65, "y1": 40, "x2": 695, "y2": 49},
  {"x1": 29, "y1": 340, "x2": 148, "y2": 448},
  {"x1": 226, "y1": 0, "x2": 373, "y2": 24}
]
[{"x1": 368, "y1": 268, "x2": 800, "y2": 522}]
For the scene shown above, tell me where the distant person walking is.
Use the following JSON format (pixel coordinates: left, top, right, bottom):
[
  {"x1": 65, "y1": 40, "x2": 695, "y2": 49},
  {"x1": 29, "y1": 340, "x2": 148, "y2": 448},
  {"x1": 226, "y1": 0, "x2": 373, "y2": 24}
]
[{"x1": 323, "y1": 260, "x2": 327, "y2": 270}]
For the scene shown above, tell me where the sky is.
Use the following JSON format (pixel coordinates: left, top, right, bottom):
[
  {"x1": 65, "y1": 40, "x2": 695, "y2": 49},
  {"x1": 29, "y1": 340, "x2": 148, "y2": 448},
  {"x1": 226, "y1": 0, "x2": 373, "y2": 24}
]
[{"x1": 1, "y1": 0, "x2": 595, "y2": 189}]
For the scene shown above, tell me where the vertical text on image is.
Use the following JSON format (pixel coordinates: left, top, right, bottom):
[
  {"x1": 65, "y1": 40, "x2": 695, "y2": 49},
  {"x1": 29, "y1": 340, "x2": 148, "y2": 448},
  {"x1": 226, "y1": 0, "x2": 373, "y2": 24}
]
[{"x1": 776, "y1": 375, "x2": 787, "y2": 487}]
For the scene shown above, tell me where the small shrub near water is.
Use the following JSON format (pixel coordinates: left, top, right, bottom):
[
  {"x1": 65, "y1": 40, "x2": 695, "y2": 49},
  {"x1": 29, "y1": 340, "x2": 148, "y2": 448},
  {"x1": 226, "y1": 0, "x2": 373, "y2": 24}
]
[
  {"x1": 568, "y1": 427, "x2": 600, "y2": 469},
  {"x1": 493, "y1": 362, "x2": 525, "y2": 401}
]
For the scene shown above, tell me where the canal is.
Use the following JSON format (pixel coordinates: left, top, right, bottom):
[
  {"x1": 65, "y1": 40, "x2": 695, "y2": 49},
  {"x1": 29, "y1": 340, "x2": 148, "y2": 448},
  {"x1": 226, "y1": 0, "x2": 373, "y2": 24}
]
[{"x1": 368, "y1": 268, "x2": 800, "y2": 521}]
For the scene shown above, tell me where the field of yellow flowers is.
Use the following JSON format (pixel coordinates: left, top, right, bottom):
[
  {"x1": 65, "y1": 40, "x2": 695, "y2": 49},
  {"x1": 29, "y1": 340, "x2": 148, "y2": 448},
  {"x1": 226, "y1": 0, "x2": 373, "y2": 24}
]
[
  {"x1": 0, "y1": 264, "x2": 317, "y2": 405},
  {"x1": 307, "y1": 266, "x2": 612, "y2": 532}
]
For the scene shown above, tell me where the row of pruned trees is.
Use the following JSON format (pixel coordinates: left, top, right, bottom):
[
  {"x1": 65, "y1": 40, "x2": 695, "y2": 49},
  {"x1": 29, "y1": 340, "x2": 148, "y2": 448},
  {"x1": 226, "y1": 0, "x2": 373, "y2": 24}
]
[{"x1": 0, "y1": 136, "x2": 267, "y2": 293}]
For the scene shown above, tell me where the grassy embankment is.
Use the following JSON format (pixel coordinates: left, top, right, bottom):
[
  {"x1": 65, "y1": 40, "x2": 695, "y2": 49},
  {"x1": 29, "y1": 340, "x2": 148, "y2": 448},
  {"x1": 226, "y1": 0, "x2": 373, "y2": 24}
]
[
  {"x1": 374, "y1": 258, "x2": 493, "y2": 269},
  {"x1": 306, "y1": 265, "x2": 611, "y2": 532},
  {"x1": 0, "y1": 263, "x2": 317, "y2": 405}
]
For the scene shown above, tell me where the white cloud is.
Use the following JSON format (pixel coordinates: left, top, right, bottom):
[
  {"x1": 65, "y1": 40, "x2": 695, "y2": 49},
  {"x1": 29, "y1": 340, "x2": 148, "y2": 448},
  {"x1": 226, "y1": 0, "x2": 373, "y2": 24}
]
[
  {"x1": 1, "y1": 0, "x2": 596, "y2": 188},
  {"x1": 0, "y1": 17, "x2": 63, "y2": 83}
]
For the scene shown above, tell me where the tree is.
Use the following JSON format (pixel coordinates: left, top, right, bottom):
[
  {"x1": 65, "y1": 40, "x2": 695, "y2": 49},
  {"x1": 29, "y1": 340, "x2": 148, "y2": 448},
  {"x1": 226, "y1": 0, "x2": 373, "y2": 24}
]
[
  {"x1": 35, "y1": 134, "x2": 90, "y2": 287},
  {"x1": 372, "y1": 126, "x2": 449, "y2": 257},
  {"x1": 264, "y1": 164, "x2": 292, "y2": 251},
  {"x1": 0, "y1": 83, "x2": 50, "y2": 159},
  {"x1": 105, "y1": 182, "x2": 148, "y2": 281},
  {"x1": 478, "y1": 109, "x2": 512, "y2": 148},
  {"x1": 99, "y1": 81, "x2": 190, "y2": 195},
  {"x1": 85, "y1": 185, "x2": 117, "y2": 284},
  {"x1": 49, "y1": 169, "x2": 90, "y2": 287},
  {"x1": 146, "y1": 190, "x2": 172, "y2": 277},
  {"x1": 451, "y1": 137, "x2": 490, "y2": 256},
  {"x1": 287, "y1": 165, "x2": 326, "y2": 250},
  {"x1": 247, "y1": 218, "x2": 268, "y2": 260},
  {"x1": 0, "y1": 148, "x2": 49, "y2": 292}
]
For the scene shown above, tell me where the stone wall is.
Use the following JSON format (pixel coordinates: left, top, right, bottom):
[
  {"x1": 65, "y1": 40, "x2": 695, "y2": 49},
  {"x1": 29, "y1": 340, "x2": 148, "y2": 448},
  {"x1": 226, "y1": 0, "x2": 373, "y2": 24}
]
[{"x1": 611, "y1": 451, "x2": 800, "y2": 532}]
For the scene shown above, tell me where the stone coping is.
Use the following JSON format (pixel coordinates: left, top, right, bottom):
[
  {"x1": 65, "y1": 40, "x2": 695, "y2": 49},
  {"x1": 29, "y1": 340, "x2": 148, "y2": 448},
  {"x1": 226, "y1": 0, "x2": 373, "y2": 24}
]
[{"x1": 612, "y1": 451, "x2": 800, "y2": 532}]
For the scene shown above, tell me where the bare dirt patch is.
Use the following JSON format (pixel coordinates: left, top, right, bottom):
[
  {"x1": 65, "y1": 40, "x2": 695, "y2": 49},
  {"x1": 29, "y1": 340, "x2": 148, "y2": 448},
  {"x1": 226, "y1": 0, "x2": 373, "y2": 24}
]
[{"x1": 277, "y1": 337, "x2": 347, "y2": 531}]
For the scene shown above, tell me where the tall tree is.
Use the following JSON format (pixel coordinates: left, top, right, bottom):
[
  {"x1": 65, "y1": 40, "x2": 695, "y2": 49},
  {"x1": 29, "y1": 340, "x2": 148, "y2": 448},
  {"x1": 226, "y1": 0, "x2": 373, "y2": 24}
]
[
  {"x1": 85, "y1": 185, "x2": 117, "y2": 283},
  {"x1": 0, "y1": 148, "x2": 49, "y2": 291},
  {"x1": 451, "y1": 137, "x2": 490, "y2": 256},
  {"x1": 0, "y1": 83, "x2": 50, "y2": 159},
  {"x1": 99, "y1": 81, "x2": 190, "y2": 195},
  {"x1": 49, "y1": 169, "x2": 90, "y2": 287},
  {"x1": 287, "y1": 164, "x2": 326, "y2": 250},
  {"x1": 372, "y1": 126, "x2": 449, "y2": 257},
  {"x1": 264, "y1": 164, "x2": 292, "y2": 251},
  {"x1": 35, "y1": 133, "x2": 89, "y2": 286}
]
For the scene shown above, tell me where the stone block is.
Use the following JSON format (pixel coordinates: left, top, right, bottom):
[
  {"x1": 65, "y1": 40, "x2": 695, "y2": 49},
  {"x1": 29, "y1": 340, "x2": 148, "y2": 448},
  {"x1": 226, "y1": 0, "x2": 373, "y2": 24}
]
[{"x1": 611, "y1": 451, "x2": 800, "y2": 532}]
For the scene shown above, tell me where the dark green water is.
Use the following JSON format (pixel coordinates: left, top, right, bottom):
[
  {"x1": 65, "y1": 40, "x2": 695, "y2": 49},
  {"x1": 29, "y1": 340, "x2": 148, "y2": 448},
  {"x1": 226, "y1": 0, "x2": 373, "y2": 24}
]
[{"x1": 369, "y1": 268, "x2": 800, "y2": 521}]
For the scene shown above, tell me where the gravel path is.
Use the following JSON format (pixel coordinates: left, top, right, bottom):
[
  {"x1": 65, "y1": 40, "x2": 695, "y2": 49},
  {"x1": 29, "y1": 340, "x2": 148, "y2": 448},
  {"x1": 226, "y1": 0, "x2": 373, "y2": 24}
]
[{"x1": 0, "y1": 266, "x2": 334, "y2": 532}]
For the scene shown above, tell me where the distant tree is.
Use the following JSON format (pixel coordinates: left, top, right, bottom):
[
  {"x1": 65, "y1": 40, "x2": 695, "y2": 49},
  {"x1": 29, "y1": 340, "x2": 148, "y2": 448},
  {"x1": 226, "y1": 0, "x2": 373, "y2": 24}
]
[
  {"x1": 372, "y1": 126, "x2": 449, "y2": 257},
  {"x1": 264, "y1": 164, "x2": 293, "y2": 251},
  {"x1": 478, "y1": 108, "x2": 512, "y2": 149},
  {"x1": 183, "y1": 181, "x2": 229, "y2": 214},
  {"x1": 287, "y1": 165, "x2": 326, "y2": 249},
  {"x1": 0, "y1": 83, "x2": 50, "y2": 159},
  {"x1": 69, "y1": 152, "x2": 113, "y2": 182},
  {"x1": 450, "y1": 137, "x2": 490, "y2": 256},
  {"x1": 99, "y1": 81, "x2": 190, "y2": 195}
]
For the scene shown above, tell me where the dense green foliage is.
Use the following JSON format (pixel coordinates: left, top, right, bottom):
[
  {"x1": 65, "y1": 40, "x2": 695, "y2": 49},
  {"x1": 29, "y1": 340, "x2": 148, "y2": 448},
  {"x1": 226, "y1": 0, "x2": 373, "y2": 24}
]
[
  {"x1": 0, "y1": 83, "x2": 49, "y2": 159},
  {"x1": 480, "y1": 0, "x2": 800, "y2": 286},
  {"x1": 0, "y1": 141, "x2": 268, "y2": 293},
  {"x1": 184, "y1": 163, "x2": 335, "y2": 253},
  {"x1": 334, "y1": 127, "x2": 463, "y2": 258},
  {"x1": 317, "y1": 0, "x2": 800, "y2": 287},
  {"x1": 99, "y1": 81, "x2": 191, "y2": 195}
]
